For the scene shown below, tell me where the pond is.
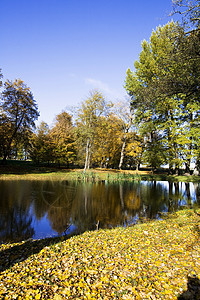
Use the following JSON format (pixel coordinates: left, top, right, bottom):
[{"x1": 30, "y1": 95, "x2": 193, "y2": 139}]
[{"x1": 0, "y1": 180, "x2": 199, "y2": 243}]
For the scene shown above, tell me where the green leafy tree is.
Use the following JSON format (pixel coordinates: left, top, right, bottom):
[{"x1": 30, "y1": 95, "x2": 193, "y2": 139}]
[
  {"x1": 171, "y1": 1, "x2": 200, "y2": 171},
  {"x1": 125, "y1": 21, "x2": 200, "y2": 173},
  {"x1": 141, "y1": 125, "x2": 167, "y2": 172},
  {"x1": 0, "y1": 79, "x2": 39, "y2": 163}
]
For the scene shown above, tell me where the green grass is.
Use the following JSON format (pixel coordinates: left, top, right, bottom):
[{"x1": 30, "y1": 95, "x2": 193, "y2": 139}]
[
  {"x1": 0, "y1": 209, "x2": 199, "y2": 299},
  {"x1": 0, "y1": 168, "x2": 200, "y2": 183},
  {"x1": 0, "y1": 160, "x2": 200, "y2": 182}
]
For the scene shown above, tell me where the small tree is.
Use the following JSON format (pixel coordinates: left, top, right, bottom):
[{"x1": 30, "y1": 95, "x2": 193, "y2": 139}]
[
  {"x1": 91, "y1": 114, "x2": 123, "y2": 168},
  {"x1": 124, "y1": 132, "x2": 143, "y2": 170},
  {"x1": 50, "y1": 111, "x2": 77, "y2": 166},
  {"x1": 30, "y1": 122, "x2": 54, "y2": 164}
]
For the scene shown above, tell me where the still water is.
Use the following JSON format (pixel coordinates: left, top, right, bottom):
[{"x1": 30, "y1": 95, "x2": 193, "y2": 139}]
[{"x1": 0, "y1": 180, "x2": 199, "y2": 243}]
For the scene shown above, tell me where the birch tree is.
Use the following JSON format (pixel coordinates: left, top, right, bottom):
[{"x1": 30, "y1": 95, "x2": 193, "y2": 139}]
[
  {"x1": 76, "y1": 90, "x2": 110, "y2": 172},
  {"x1": 114, "y1": 100, "x2": 134, "y2": 169}
]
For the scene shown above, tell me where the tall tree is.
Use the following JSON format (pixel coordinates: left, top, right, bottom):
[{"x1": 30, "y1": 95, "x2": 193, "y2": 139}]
[
  {"x1": 125, "y1": 21, "x2": 200, "y2": 173},
  {"x1": 0, "y1": 79, "x2": 39, "y2": 163},
  {"x1": 76, "y1": 90, "x2": 110, "y2": 172},
  {"x1": 172, "y1": 1, "x2": 200, "y2": 171},
  {"x1": 114, "y1": 100, "x2": 134, "y2": 169}
]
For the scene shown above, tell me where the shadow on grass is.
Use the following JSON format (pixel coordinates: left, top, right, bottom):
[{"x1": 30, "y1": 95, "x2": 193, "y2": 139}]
[
  {"x1": 178, "y1": 275, "x2": 200, "y2": 300},
  {"x1": 0, "y1": 160, "x2": 72, "y2": 175},
  {"x1": 0, "y1": 235, "x2": 73, "y2": 273}
]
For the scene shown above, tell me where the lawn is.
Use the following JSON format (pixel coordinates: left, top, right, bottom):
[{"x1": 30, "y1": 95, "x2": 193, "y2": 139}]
[
  {"x1": 0, "y1": 209, "x2": 199, "y2": 299},
  {"x1": 0, "y1": 164, "x2": 200, "y2": 183}
]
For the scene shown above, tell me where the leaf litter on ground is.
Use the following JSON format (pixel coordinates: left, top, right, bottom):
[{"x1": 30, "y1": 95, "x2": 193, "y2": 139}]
[{"x1": 0, "y1": 209, "x2": 199, "y2": 299}]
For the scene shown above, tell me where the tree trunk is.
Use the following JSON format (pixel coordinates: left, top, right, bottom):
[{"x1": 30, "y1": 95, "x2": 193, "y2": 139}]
[
  {"x1": 84, "y1": 138, "x2": 90, "y2": 172},
  {"x1": 174, "y1": 142, "x2": 179, "y2": 175},
  {"x1": 185, "y1": 113, "x2": 193, "y2": 174},
  {"x1": 166, "y1": 110, "x2": 174, "y2": 175},
  {"x1": 185, "y1": 160, "x2": 191, "y2": 174},
  {"x1": 196, "y1": 154, "x2": 200, "y2": 171},
  {"x1": 2, "y1": 115, "x2": 24, "y2": 165},
  {"x1": 174, "y1": 182, "x2": 179, "y2": 210},
  {"x1": 87, "y1": 150, "x2": 91, "y2": 170},
  {"x1": 167, "y1": 128, "x2": 174, "y2": 175},
  {"x1": 119, "y1": 138, "x2": 126, "y2": 170},
  {"x1": 2, "y1": 153, "x2": 7, "y2": 164}
]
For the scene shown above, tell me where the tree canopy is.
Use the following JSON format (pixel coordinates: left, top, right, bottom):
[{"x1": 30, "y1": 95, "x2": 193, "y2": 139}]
[{"x1": 172, "y1": 0, "x2": 200, "y2": 31}]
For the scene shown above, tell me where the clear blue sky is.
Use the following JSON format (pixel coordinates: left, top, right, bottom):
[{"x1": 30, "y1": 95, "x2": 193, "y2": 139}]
[{"x1": 0, "y1": 0, "x2": 178, "y2": 125}]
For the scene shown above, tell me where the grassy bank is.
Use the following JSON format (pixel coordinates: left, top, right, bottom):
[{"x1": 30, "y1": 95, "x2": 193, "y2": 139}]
[
  {"x1": 0, "y1": 164, "x2": 200, "y2": 183},
  {"x1": 0, "y1": 209, "x2": 199, "y2": 299}
]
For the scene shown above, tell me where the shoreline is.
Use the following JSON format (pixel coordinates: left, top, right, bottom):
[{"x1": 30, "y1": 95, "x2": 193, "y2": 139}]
[{"x1": 0, "y1": 168, "x2": 200, "y2": 183}]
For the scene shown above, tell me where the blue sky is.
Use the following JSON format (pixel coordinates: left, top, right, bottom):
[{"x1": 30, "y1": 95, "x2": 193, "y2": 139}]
[{"x1": 0, "y1": 0, "x2": 178, "y2": 125}]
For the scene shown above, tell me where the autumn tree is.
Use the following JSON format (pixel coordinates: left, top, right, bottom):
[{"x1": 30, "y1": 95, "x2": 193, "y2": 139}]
[
  {"x1": 91, "y1": 114, "x2": 123, "y2": 168},
  {"x1": 76, "y1": 90, "x2": 111, "y2": 171},
  {"x1": 30, "y1": 121, "x2": 54, "y2": 164},
  {"x1": 123, "y1": 131, "x2": 143, "y2": 170},
  {"x1": 50, "y1": 111, "x2": 76, "y2": 166},
  {"x1": 0, "y1": 79, "x2": 39, "y2": 163}
]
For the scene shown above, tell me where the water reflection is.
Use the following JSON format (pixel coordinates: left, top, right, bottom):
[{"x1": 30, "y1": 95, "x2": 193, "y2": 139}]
[
  {"x1": 0, "y1": 180, "x2": 35, "y2": 243},
  {"x1": 0, "y1": 180, "x2": 199, "y2": 242}
]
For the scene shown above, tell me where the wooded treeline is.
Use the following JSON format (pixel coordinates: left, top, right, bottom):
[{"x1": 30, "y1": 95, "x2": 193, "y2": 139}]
[
  {"x1": 0, "y1": 0, "x2": 199, "y2": 173},
  {"x1": 0, "y1": 84, "x2": 142, "y2": 170}
]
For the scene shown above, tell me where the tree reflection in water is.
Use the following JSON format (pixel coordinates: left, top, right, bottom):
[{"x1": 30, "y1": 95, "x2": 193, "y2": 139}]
[
  {"x1": 0, "y1": 180, "x2": 199, "y2": 242},
  {"x1": 0, "y1": 180, "x2": 35, "y2": 243}
]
